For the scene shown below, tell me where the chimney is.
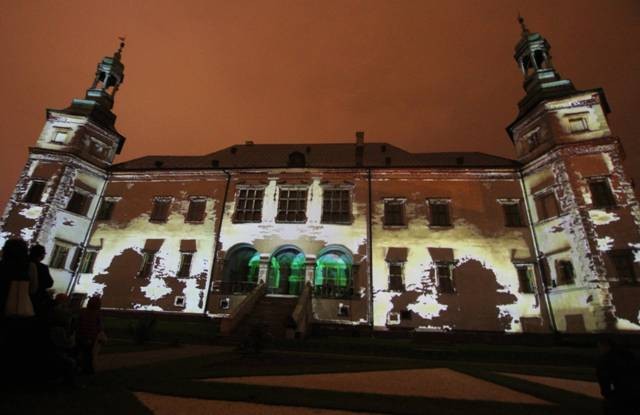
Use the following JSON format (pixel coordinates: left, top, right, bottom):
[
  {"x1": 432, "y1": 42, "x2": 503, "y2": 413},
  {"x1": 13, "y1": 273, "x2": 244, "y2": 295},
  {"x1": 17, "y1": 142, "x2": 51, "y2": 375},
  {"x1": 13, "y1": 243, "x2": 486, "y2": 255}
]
[{"x1": 355, "y1": 131, "x2": 364, "y2": 167}]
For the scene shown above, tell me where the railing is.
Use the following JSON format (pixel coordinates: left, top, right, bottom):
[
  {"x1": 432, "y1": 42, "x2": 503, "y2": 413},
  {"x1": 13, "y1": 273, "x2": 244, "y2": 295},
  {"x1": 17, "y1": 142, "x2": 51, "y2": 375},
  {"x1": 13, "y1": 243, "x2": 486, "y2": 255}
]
[
  {"x1": 291, "y1": 282, "x2": 313, "y2": 339},
  {"x1": 217, "y1": 281, "x2": 258, "y2": 295},
  {"x1": 266, "y1": 279, "x2": 305, "y2": 296},
  {"x1": 313, "y1": 283, "x2": 355, "y2": 299},
  {"x1": 220, "y1": 281, "x2": 266, "y2": 335}
]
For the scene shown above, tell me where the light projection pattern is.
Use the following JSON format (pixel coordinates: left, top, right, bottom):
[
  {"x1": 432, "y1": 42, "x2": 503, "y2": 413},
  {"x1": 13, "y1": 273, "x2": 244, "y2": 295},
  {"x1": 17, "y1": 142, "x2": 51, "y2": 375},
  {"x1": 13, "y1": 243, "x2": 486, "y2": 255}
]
[{"x1": 269, "y1": 250, "x2": 306, "y2": 295}]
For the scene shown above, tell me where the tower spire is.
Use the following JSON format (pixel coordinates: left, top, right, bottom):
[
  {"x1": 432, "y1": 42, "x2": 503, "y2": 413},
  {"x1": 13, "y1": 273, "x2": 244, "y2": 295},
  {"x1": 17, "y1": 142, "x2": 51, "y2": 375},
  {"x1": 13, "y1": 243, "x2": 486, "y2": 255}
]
[{"x1": 517, "y1": 13, "x2": 529, "y2": 35}]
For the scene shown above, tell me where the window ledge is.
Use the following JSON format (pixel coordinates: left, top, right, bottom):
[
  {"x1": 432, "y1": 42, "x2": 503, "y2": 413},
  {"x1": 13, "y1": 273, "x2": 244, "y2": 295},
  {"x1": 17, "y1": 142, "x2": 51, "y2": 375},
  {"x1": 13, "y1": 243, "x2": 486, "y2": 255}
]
[
  {"x1": 321, "y1": 221, "x2": 354, "y2": 226},
  {"x1": 149, "y1": 219, "x2": 169, "y2": 224},
  {"x1": 383, "y1": 225, "x2": 407, "y2": 230},
  {"x1": 231, "y1": 220, "x2": 262, "y2": 224},
  {"x1": 184, "y1": 220, "x2": 206, "y2": 224},
  {"x1": 428, "y1": 225, "x2": 453, "y2": 229},
  {"x1": 275, "y1": 220, "x2": 308, "y2": 224}
]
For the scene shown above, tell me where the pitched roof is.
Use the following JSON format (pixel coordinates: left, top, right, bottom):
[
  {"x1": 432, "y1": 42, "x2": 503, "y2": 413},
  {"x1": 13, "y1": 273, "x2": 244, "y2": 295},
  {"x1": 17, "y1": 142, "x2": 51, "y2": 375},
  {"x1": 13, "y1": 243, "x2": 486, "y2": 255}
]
[{"x1": 112, "y1": 142, "x2": 519, "y2": 171}]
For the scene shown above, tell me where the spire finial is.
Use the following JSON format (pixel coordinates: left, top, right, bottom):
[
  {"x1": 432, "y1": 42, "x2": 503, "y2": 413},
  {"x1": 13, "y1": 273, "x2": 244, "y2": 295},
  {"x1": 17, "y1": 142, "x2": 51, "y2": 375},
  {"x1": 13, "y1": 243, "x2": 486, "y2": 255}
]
[
  {"x1": 517, "y1": 13, "x2": 529, "y2": 35},
  {"x1": 114, "y1": 36, "x2": 126, "y2": 59}
]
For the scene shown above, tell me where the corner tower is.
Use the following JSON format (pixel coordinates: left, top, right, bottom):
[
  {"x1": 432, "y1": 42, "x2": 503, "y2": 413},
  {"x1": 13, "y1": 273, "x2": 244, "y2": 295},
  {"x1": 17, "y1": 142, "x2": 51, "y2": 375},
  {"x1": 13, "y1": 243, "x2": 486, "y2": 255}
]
[
  {"x1": 0, "y1": 41, "x2": 128, "y2": 293},
  {"x1": 508, "y1": 18, "x2": 640, "y2": 332}
]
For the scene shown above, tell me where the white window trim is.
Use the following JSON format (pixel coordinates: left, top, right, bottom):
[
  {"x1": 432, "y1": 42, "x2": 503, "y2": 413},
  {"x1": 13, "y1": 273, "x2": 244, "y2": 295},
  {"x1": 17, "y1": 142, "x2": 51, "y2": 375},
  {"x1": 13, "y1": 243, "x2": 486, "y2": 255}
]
[{"x1": 174, "y1": 296, "x2": 186, "y2": 308}]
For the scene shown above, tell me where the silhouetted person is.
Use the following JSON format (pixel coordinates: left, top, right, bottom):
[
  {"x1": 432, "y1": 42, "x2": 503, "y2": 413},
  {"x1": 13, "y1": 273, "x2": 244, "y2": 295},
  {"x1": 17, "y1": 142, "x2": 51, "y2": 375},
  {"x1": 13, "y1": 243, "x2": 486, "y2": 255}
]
[
  {"x1": 77, "y1": 296, "x2": 106, "y2": 374},
  {"x1": 49, "y1": 293, "x2": 77, "y2": 385},
  {"x1": 596, "y1": 337, "x2": 639, "y2": 414},
  {"x1": 29, "y1": 244, "x2": 53, "y2": 317}
]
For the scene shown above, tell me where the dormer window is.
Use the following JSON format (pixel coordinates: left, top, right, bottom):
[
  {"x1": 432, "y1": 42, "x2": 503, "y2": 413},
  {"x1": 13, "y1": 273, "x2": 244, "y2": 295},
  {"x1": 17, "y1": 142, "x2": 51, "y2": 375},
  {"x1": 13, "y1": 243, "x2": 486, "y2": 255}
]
[
  {"x1": 288, "y1": 152, "x2": 306, "y2": 167},
  {"x1": 568, "y1": 117, "x2": 588, "y2": 133},
  {"x1": 51, "y1": 130, "x2": 69, "y2": 144}
]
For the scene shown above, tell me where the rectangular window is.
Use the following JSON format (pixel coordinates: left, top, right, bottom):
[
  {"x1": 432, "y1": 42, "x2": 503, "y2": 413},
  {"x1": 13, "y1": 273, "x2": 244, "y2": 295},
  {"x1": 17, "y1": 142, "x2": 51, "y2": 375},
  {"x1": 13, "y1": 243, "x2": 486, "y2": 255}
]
[
  {"x1": 234, "y1": 188, "x2": 264, "y2": 223},
  {"x1": 23, "y1": 181, "x2": 46, "y2": 204},
  {"x1": 517, "y1": 266, "x2": 535, "y2": 294},
  {"x1": 177, "y1": 253, "x2": 193, "y2": 277},
  {"x1": 609, "y1": 250, "x2": 636, "y2": 283},
  {"x1": 322, "y1": 189, "x2": 351, "y2": 224},
  {"x1": 589, "y1": 179, "x2": 616, "y2": 209},
  {"x1": 276, "y1": 188, "x2": 308, "y2": 223},
  {"x1": 569, "y1": 117, "x2": 588, "y2": 133},
  {"x1": 150, "y1": 197, "x2": 171, "y2": 222},
  {"x1": 503, "y1": 202, "x2": 524, "y2": 227},
  {"x1": 50, "y1": 244, "x2": 70, "y2": 269},
  {"x1": 437, "y1": 264, "x2": 455, "y2": 294},
  {"x1": 52, "y1": 131, "x2": 68, "y2": 144},
  {"x1": 138, "y1": 252, "x2": 155, "y2": 278},
  {"x1": 186, "y1": 198, "x2": 207, "y2": 222},
  {"x1": 388, "y1": 263, "x2": 404, "y2": 291},
  {"x1": 384, "y1": 200, "x2": 405, "y2": 226},
  {"x1": 429, "y1": 200, "x2": 451, "y2": 227},
  {"x1": 66, "y1": 191, "x2": 92, "y2": 216},
  {"x1": 96, "y1": 200, "x2": 116, "y2": 220},
  {"x1": 79, "y1": 251, "x2": 98, "y2": 273},
  {"x1": 556, "y1": 260, "x2": 575, "y2": 285},
  {"x1": 535, "y1": 191, "x2": 559, "y2": 221}
]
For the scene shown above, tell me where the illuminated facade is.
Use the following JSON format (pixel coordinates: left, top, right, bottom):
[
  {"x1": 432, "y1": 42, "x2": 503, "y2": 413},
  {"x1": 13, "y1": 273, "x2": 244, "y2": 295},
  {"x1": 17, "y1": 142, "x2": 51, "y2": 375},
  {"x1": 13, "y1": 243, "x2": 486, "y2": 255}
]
[{"x1": 1, "y1": 23, "x2": 639, "y2": 334}]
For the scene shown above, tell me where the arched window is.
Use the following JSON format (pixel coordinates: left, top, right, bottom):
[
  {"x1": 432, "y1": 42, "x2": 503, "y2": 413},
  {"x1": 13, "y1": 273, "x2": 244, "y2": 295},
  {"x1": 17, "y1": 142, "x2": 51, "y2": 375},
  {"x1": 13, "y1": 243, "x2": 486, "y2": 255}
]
[
  {"x1": 268, "y1": 247, "x2": 306, "y2": 295},
  {"x1": 222, "y1": 245, "x2": 260, "y2": 294},
  {"x1": 314, "y1": 247, "x2": 353, "y2": 298}
]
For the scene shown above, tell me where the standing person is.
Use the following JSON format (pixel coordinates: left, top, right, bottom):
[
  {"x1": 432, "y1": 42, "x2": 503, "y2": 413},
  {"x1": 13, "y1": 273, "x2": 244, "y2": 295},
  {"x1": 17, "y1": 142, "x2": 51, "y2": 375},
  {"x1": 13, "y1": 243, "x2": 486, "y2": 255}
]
[
  {"x1": 596, "y1": 337, "x2": 640, "y2": 414},
  {"x1": 29, "y1": 244, "x2": 54, "y2": 318},
  {"x1": 76, "y1": 296, "x2": 106, "y2": 374}
]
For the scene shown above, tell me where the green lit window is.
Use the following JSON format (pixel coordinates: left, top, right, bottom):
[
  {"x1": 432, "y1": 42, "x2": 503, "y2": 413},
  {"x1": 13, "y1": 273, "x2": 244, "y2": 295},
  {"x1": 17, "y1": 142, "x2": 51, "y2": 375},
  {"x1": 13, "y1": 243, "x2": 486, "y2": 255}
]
[
  {"x1": 315, "y1": 251, "x2": 353, "y2": 298},
  {"x1": 268, "y1": 249, "x2": 306, "y2": 295},
  {"x1": 221, "y1": 246, "x2": 260, "y2": 294}
]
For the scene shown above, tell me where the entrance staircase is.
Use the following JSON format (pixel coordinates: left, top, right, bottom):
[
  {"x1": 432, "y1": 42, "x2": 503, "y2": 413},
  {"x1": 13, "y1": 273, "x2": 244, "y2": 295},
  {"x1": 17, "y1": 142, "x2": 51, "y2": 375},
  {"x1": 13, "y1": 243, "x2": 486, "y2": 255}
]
[{"x1": 232, "y1": 295, "x2": 298, "y2": 341}]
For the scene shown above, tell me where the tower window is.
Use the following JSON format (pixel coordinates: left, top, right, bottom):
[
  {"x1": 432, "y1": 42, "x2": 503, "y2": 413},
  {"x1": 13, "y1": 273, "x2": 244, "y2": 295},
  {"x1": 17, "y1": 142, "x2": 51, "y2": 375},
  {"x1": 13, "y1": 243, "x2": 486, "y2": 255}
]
[
  {"x1": 138, "y1": 252, "x2": 155, "y2": 279},
  {"x1": 66, "y1": 191, "x2": 92, "y2": 216},
  {"x1": 608, "y1": 250, "x2": 636, "y2": 283},
  {"x1": 556, "y1": 260, "x2": 575, "y2": 285},
  {"x1": 287, "y1": 152, "x2": 306, "y2": 167},
  {"x1": 533, "y1": 50, "x2": 547, "y2": 69},
  {"x1": 233, "y1": 188, "x2": 264, "y2": 223},
  {"x1": 276, "y1": 187, "x2": 308, "y2": 223},
  {"x1": 150, "y1": 197, "x2": 172, "y2": 222},
  {"x1": 384, "y1": 199, "x2": 405, "y2": 227},
  {"x1": 186, "y1": 198, "x2": 207, "y2": 222},
  {"x1": 322, "y1": 188, "x2": 351, "y2": 224},
  {"x1": 79, "y1": 251, "x2": 98, "y2": 274},
  {"x1": 428, "y1": 200, "x2": 451, "y2": 227},
  {"x1": 569, "y1": 117, "x2": 588, "y2": 133},
  {"x1": 589, "y1": 179, "x2": 616, "y2": 209},
  {"x1": 388, "y1": 263, "x2": 404, "y2": 291},
  {"x1": 96, "y1": 200, "x2": 116, "y2": 220},
  {"x1": 51, "y1": 130, "x2": 69, "y2": 144},
  {"x1": 177, "y1": 253, "x2": 193, "y2": 278},
  {"x1": 502, "y1": 201, "x2": 525, "y2": 227},
  {"x1": 50, "y1": 244, "x2": 70, "y2": 269},
  {"x1": 534, "y1": 191, "x2": 559, "y2": 221},
  {"x1": 436, "y1": 263, "x2": 455, "y2": 294},
  {"x1": 516, "y1": 265, "x2": 535, "y2": 294},
  {"x1": 23, "y1": 180, "x2": 46, "y2": 204}
]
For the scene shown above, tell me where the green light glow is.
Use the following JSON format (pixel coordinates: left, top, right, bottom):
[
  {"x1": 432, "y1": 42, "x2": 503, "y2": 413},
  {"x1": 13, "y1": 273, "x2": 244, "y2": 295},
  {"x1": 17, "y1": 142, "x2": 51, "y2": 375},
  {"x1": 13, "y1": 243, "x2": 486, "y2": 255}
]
[
  {"x1": 268, "y1": 250, "x2": 306, "y2": 295},
  {"x1": 315, "y1": 252, "x2": 351, "y2": 287}
]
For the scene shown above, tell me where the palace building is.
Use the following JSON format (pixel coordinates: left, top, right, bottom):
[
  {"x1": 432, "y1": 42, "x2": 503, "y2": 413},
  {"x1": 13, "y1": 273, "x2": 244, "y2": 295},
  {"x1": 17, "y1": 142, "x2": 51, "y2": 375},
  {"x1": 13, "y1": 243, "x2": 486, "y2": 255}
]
[{"x1": 1, "y1": 21, "x2": 639, "y2": 335}]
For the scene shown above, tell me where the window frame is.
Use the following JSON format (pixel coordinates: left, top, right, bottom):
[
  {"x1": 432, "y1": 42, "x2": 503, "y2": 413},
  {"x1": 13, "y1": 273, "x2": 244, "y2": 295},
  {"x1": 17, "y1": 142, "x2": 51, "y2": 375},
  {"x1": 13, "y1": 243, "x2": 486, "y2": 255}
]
[
  {"x1": 23, "y1": 180, "x2": 46, "y2": 204},
  {"x1": 177, "y1": 252, "x2": 194, "y2": 278},
  {"x1": 588, "y1": 178, "x2": 616, "y2": 209},
  {"x1": 516, "y1": 264, "x2": 536, "y2": 294},
  {"x1": 383, "y1": 198, "x2": 406, "y2": 227},
  {"x1": 387, "y1": 262, "x2": 405, "y2": 291},
  {"x1": 137, "y1": 251, "x2": 156, "y2": 278},
  {"x1": 321, "y1": 187, "x2": 352, "y2": 225},
  {"x1": 96, "y1": 199, "x2": 117, "y2": 221},
  {"x1": 233, "y1": 187, "x2": 264, "y2": 223},
  {"x1": 428, "y1": 199, "x2": 452, "y2": 228},
  {"x1": 556, "y1": 260, "x2": 575, "y2": 286},
  {"x1": 150, "y1": 196, "x2": 172, "y2": 223},
  {"x1": 66, "y1": 189, "x2": 93, "y2": 216},
  {"x1": 435, "y1": 262, "x2": 455, "y2": 294},
  {"x1": 50, "y1": 243, "x2": 71, "y2": 270},
  {"x1": 498, "y1": 199, "x2": 525, "y2": 227},
  {"x1": 79, "y1": 250, "x2": 98, "y2": 274},
  {"x1": 568, "y1": 116, "x2": 589, "y2": 133},
  {"x1": 185, "y1": 197, "x2": 207, "y2": 223},
  {"x1": 534, "y1": 189, "x2": 560, "y2": 222},
  {"x1": 608, "y1": 250, "x2": 637, "y2": 284},
  {"x1": 275, "y1": 186, "x2": 308, "y2": 223}
]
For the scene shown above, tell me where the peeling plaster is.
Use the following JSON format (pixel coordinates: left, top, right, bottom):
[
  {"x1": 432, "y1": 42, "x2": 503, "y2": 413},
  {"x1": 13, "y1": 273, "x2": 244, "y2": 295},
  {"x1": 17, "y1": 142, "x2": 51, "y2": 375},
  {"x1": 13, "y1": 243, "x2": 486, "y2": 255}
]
[{"x1": 589, "y1": 210, "x2": 620, "y2": 226}]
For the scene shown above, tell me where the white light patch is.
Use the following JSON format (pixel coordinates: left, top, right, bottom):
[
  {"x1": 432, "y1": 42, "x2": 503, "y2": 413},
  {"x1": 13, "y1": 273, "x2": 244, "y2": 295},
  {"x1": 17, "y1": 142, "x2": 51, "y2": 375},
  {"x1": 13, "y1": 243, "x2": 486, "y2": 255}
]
[
  {"x1": 596, "y1": 236, "x2": 614, "y2": 252},
  {"x1": 629, "y1": 243, "x2": 640, "y2": 263},
  {"x1": 615, "y1": 318, "x2": 640, "y2": 330},
  {"x1": 18, "y1": 206, "x2": 43, "y2": 220},
  {"x1": 141, "y1": 275, "x2": 172, "y2": 301},
  {"x1": 589, "y1": 210, "x2": 619, "y2": 225},
  {"x1": 407, "y1": 293, "x2": 447, "y2": 319}
]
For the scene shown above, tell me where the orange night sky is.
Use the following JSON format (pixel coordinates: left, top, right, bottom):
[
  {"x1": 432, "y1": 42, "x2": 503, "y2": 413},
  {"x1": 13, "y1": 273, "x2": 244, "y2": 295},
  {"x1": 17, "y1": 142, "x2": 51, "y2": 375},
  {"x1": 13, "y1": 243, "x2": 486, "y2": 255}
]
[{"x1": 0, "y1": 1, "x2": 638, "y2": 209}]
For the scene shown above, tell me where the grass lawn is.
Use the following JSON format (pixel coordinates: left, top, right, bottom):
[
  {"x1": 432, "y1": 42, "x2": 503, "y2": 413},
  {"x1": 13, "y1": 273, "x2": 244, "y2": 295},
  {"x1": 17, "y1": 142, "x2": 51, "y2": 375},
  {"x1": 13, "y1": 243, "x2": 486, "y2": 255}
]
[{"x1": 0, "y1": 343, "x2": 606, "y2": 415}]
